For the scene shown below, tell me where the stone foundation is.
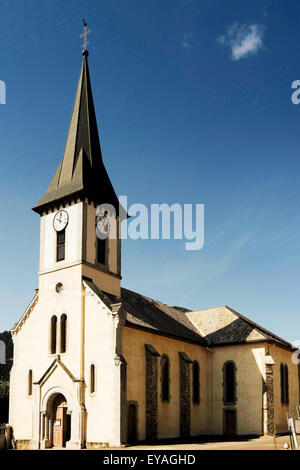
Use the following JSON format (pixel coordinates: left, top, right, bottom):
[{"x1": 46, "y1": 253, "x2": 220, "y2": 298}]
[
  {"x1": 86, "y1": 442, "x2": 110, "y2": 449},
  {"x1": 15, "y1": 440, "x2": 31, "y2": 450}
]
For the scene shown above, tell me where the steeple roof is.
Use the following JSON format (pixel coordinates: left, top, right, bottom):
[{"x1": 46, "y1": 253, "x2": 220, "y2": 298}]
[{"x1": 33, "y1": 50, "x2": 120, "y2": 214}]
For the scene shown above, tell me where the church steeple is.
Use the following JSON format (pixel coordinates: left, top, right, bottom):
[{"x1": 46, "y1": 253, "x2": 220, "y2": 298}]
[{"x1": 33, "y1": 50, "x2": 119, "y2": 214}]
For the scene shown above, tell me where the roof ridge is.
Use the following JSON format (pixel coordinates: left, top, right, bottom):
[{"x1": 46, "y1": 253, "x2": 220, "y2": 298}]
[
  {"x1": 190, "y1": 305, "x2": 227, "y2": 313},
  {"x1": 121, "y1": 287, "x2": 191, "y2": 313}
]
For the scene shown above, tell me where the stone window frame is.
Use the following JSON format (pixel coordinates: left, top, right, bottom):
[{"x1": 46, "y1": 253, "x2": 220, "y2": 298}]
[
  {"x1": 280, "y1": 363, "x2": 289, "y2": 405},
  {"x1": 145, "y1": 343, "x2": 160, "y2": 441},
  {"x1": 222, "y1": 360, "x2": 237, "y2": 406},
  {"x1": 160, "y1": 354, "x2": 171, "y2": 403},
  {"x1": 192, "y1": 360, "x2": 200, "y2": 405},
  {"x1": 265, "y1": 363, "x2": 274, "y2": 435},
  {"x1": 179, "y1": 351, "x2": 192, "y2": 439}
]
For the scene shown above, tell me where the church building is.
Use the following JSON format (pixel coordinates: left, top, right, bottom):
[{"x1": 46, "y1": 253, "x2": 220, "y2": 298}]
[{"x1": 8, "y1": 47, "x2": 300, "y2": 449}]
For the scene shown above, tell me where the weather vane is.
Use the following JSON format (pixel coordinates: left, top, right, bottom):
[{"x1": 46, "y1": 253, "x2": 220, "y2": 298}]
[{"x1": 80, "y1": 19, "x2": 91, "y2": 51}]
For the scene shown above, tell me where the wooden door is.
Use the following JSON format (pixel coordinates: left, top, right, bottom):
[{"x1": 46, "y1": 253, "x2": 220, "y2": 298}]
[
  {"x1": 224, "y1": 409, "x2": 236, "y2": 437},
  {"x1": 53, "y1": 406, "x2": 64, "y2": 447},
  {"x1": 127, "y1": 404, "x2": 137, "y2": 443}
]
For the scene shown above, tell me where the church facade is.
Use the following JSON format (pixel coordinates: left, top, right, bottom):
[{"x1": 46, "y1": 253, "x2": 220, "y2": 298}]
[{"x1": 9, "y1": 50, "x2": 300, "y2": 449}]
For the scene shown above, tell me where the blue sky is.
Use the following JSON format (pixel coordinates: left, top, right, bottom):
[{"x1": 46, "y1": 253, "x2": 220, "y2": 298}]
[{"x1": 0, "y1": 0, "x2": 300, "y2": 342}]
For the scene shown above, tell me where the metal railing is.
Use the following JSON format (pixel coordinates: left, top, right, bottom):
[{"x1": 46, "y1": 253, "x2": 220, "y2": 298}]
[{"x1": 286, "y1": 409, "x2": 300, "y2": 450}]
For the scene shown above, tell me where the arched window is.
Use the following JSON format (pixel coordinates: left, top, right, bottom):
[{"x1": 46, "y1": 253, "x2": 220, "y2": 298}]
[
  {"x1": 60, "y1": 314, "x2": 67, "y2": 353},
  {"x1": 90, "y1": 364, "x2": 95, "y2": 394},
  {"x1": 223, "y1": 361, "x2": 237, "y2": 405},
  {"x1": 50, "y1": 316, "x2": 57, "y2": 354},
  {"x1": 280, "y1": 363, "x2": 289, "y2": 405},
  {"x1": 161, "y1": 355, "x2": 170, "y2": 402},
  {"x1": 192, "y1": 361, "x2": 200, "y2": 404},
  {"x1": 28, "y1": 370, "x2": 33, "y2": 396}
]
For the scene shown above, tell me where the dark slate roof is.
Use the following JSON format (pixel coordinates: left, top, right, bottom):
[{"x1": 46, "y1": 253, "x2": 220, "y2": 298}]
[
  {"x1": 83, "y1": 279, "x2": 206, "y2": 346},
  {"x1": 194, "y1": 305, "x2": 292, "y2": 348},
  {"x1": 121, "y1": 288, "x2": 206, "y2": 345},
  {"x1": 203, "y1": 317, "x2": 265, "y2": 346},
  {"x1": 225, "y1": 306, "x2": 292, "y2": 348},
  {"x1": 83, "y1": 279, "x2": 292, "y2": 349},
  {"x1": 170, "y1": 306, "x2": 191, "y2": 313},
  {"x1": 33, "y1": 51, "x2": 120, "y2": 214}
]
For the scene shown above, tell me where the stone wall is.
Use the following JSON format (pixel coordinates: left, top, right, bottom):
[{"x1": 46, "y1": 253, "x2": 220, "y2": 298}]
[
  {"x1": 145, "y1": 344, "x2": 160, "y2": 440},
  {"x1": 179, "y1": 352, "x2": 192, "y2": 438},
  {"x1": 265, "y1": 364, "x2": 274, "y2": 435},
  {"x1": 211, "y1": 343, "x2": 265, "y2": 435},
  {"x1": 269, "y1": 345, "x2": 300, "y2": 434},
  {"x1": 123, "y1": 327, "x2": 208, "y2": 441}
]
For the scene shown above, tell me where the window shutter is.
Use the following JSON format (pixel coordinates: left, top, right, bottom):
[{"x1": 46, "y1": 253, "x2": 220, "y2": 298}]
[{"x1": 57, "y1": 229, "x2": 66, "y2": 261}]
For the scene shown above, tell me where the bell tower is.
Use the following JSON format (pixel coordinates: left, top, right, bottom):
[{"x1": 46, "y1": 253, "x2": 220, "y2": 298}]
[{"x1": 33, "y1": 49, "x2": 122, "y2": 297}]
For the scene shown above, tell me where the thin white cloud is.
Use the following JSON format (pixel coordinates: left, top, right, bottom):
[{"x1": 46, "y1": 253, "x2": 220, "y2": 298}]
[
  {"x1": 193, "y1": 234, "x2": 250, "y2": 286},
  {"x1": 218, "y1": 23, "x2": 265, "y2": 61},
  {"x1": 182, "y1": 32, "x2": 193, "y2": 50}
]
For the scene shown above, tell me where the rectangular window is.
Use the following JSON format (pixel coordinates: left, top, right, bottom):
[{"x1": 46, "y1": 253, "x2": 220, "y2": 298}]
[
  {"x1": 57, "y1": 229, "x2": 65, "y2": 262},
  {"x1": 97, "y1": 238, "x2": 106, "y2": 265}
]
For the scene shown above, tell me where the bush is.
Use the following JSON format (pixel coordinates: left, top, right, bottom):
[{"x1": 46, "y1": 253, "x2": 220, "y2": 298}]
[{"x1": 0, "y1": 331, "x2": 13, "y2": 424}]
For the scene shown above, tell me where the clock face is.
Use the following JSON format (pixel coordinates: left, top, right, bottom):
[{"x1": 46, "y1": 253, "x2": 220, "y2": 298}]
[
  {"x1": 96, "y1": 210, "x2": 110, "y2": 238},
  {"x1": 53, "y1": 210, "x2": 68, "y2": 232}
]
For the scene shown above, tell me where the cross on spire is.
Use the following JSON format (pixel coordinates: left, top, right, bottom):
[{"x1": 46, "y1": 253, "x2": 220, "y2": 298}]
[{"x1": 80, "y1": 19, "x2": 91, "y2": 52}]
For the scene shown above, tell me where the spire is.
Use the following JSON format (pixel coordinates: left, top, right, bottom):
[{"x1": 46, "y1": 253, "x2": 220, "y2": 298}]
[{"x1": 33, "y1": 50, "x2": 119, "y2": 214}]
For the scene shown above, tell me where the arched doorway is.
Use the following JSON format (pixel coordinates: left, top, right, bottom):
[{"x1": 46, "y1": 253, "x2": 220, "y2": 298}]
[
  {"x1": 127, "y1": 402, "x2": 138, "y2": 444},
  {"x1": 51, "y1": 393, "x2": 71, "y2": 448}
]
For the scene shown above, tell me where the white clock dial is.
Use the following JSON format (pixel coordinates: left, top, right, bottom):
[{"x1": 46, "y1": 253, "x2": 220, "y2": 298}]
[
  {"x1": 53, "y1": 210, "x2": 68, "y2": 232},
  {"x1": 96, "y1": 210, "x2": 110, "y2": 238}
]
